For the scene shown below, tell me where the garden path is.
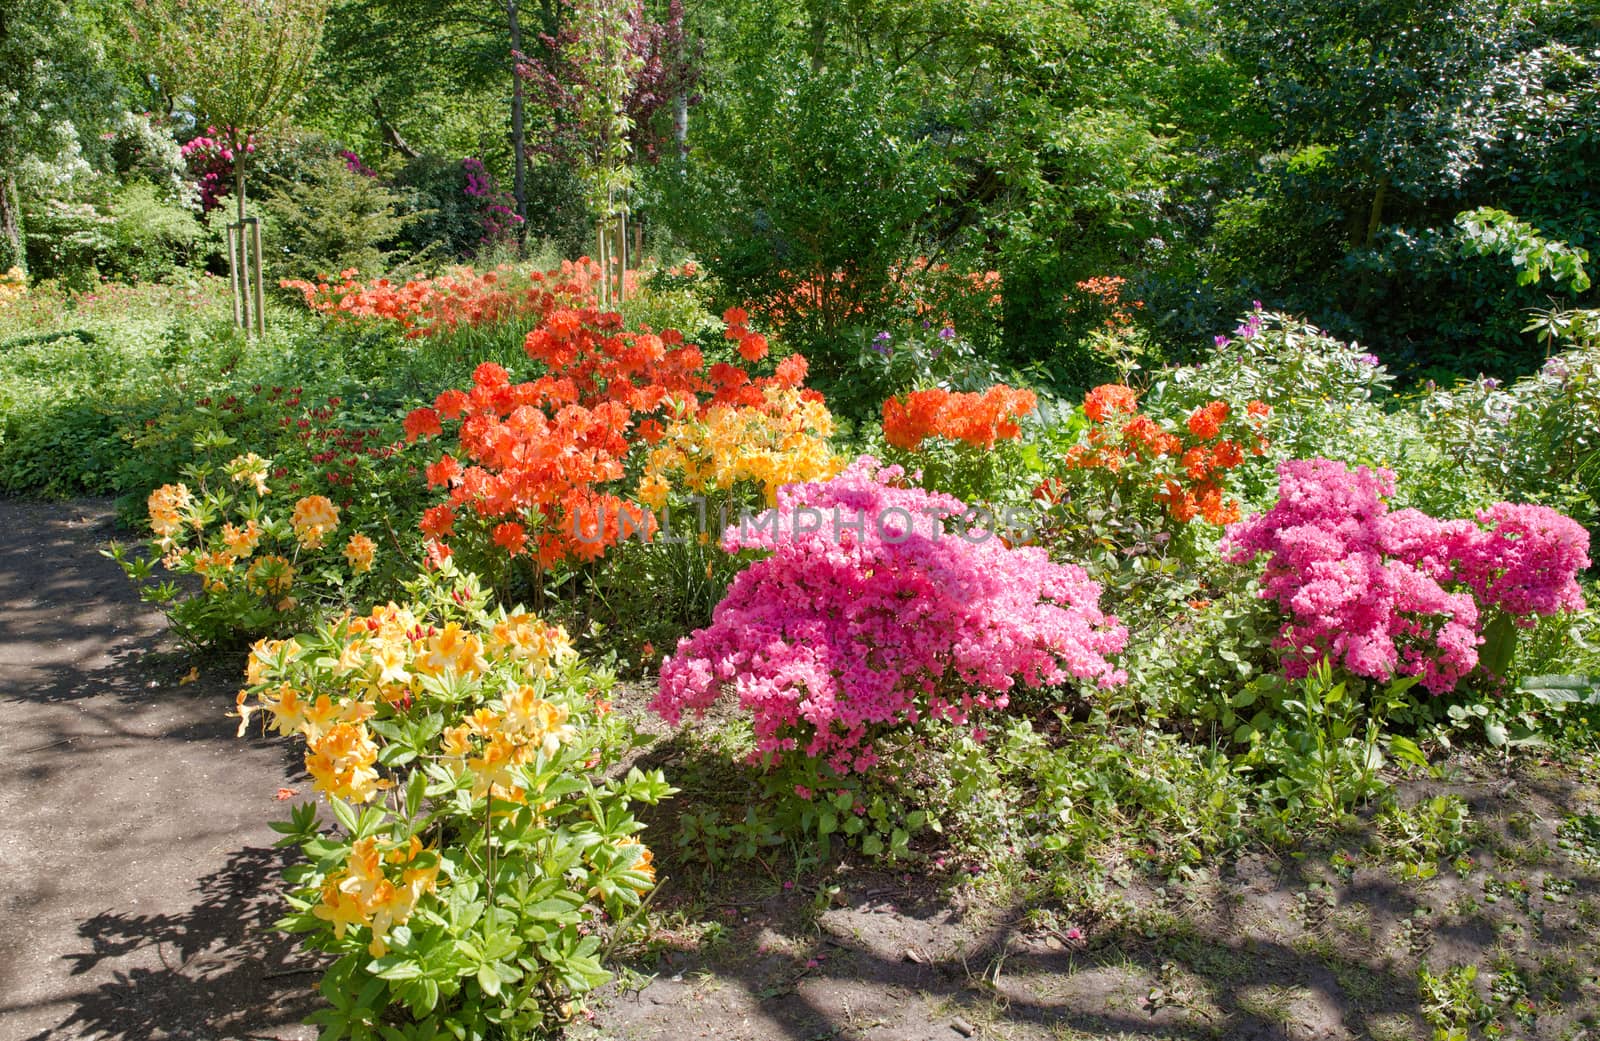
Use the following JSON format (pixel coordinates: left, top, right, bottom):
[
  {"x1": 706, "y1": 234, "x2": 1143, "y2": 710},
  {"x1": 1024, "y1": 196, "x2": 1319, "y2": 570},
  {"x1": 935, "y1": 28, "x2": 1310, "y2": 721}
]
[{"x1": 0, "y1": 499, "x2": 318, "y2": 1041}]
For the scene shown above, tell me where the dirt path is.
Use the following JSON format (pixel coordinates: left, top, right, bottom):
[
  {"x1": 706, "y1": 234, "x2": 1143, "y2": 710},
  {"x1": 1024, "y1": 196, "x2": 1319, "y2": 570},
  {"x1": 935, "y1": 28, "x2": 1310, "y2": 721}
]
[{"x1": 0, "y1": 499, "x2": 318, "y2": 1041}]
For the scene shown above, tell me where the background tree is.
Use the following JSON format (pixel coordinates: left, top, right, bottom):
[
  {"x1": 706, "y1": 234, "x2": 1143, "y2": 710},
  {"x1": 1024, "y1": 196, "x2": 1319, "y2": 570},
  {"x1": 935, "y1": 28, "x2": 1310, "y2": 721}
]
[
  {"x1": 0, "y1": 0, "x2": 119, "y2": 274},
  {"x1": 1207, "y1": 0, "x2": 1600, "y2": 376}
]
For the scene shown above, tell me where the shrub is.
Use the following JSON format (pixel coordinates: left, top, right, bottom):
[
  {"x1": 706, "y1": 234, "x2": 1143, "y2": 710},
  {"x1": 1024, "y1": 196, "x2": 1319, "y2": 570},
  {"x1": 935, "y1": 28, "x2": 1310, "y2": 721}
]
[
  {"x1": 100, "y1": 181, "x2": 203, "y2": 283},
  {"x1": 107, "y1": 446, "x2": 396, "y2": 647},
  {"x1": 404, "y1": 305, "x2": 827, "y2": 574},
  {"x1": 1146, "y1": 307, "x2": 1392, "y2": 462},
  {"x1": 877, "y1": 381, "x2": 1039, "y2": 503},
  {"x1": 260, "y1": 155, "x2": 418, "y2": 282},
  {"x1": 1420, "y1": 345, "x2": 1600, "y2": 528},
  {"x1": 281, "y1": 260, "x2": 611, "y2": 338},
  {"x1": 652, "y1": 456, "x2": 1129, "y2": 775},
  {"x1": 236, "y1": 563, "x2": 673, "y2": 1038},
  {"x1": 1041, "y1": 382, "x2": 1270, "y2": 531},
  {"x1": 1225, "y1": 457, "x2": 1590, "y2": 693}
]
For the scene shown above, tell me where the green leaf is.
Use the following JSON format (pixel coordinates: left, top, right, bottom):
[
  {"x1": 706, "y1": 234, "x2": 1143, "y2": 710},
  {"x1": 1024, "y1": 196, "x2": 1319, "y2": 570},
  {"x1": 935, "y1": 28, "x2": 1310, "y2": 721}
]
[
  {"x1": 1478, "y1": 613, "x2": 1518, "y2": 679},
  {"x1": 1385, "y1": 735, "x2": 1430, "y2": 773}
]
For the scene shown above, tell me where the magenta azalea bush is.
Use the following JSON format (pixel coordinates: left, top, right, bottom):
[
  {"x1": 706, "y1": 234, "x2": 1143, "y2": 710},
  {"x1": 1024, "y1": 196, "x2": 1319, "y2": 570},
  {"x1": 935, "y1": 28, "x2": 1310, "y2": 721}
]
[
  {"x1": 1226, "y1": 458, "x2": 1589, "y2": 693},
  {"x1": 652, "y1": 457, "x2": 1129, "y2": 774}
]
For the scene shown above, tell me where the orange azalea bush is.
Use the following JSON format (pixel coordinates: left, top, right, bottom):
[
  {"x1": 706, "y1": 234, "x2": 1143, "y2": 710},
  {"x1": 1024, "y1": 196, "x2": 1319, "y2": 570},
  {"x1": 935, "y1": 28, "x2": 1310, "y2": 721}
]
[
  {"x1": 881, "y1": 384, "x2": 1037, "y2": 451},
  {"x1": 280, "y1": 260, "x2": 638, "y2": 338},
  {"x1": 107, "y1": 447, "x2": 385, "y2": 647},
  {"x1": 237, "y1": 562, "x2": 673, "y2": 1038},
  {"x1": 404, "y1": 305, "x2": 833, "y2": 570},
  {"x1": 1042, "y1": 384, "x2": 1271, "y2": 527},
  {"x1": 878, "y1": 383, "x2": 1038, "y2": 503}
]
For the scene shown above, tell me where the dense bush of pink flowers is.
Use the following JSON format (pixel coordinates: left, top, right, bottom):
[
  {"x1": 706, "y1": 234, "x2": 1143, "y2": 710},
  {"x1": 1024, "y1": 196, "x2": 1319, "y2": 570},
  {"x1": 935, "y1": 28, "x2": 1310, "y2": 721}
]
[
  {"x1": 652, "y1": 457, "x2": 1129, "y2": 774},
  {"x1": 1225, "y1": 458, "x2": 1589, "y2": 693}
]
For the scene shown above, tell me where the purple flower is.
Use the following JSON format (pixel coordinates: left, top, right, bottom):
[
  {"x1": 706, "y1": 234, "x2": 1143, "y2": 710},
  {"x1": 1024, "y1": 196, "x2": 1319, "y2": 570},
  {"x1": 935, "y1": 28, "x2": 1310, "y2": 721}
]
[
  {"x1": 871, "y1": 331, "x2": 892, "y2": 355},
  {"x1": 939, "y1": 326, "x2": 956, "y2": 341},
  {"x1": 1214, "y1": 335, "x2": 1232, "y2": 348},
  {"x1": 1356, "y1": 353, "x2": 1379, "y2": 366}
]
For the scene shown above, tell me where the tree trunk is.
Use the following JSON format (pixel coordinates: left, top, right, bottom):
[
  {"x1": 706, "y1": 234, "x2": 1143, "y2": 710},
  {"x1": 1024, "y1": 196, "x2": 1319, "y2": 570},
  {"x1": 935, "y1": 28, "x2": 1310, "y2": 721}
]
[
  {"x1": 372, "y1": 96, "x2": 421, "y2": 159},
  {"x1": 1363, "y1": 175, "x2": 1389, "y2": 247},
  {"x1": 673, "y1": 93, "x2": 688, "y2": 154},
  {"x1": 0, "y1": 171, "x2": 24, "y2": 275},
  {"x1": 507, "y1": 0, "x2": 529, "y2": 240},
  {"x1": 233, "y1": 150, "x2": 251, "y2": 331}
]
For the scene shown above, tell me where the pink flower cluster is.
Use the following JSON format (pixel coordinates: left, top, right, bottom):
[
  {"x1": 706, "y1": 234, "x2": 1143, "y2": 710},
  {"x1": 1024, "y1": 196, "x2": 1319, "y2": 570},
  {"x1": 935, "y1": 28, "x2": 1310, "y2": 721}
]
[
  {"x1": 652, "y1": 457, "x2": 1129, "y2": 774},
  {"x1": 180, "y1": 128, "x2": 255, "y2": 213},
  {"x1": 462, "y1": 158, "x2": 524, "y2": 247},
  {"x1": 1225, "y1": 458, "x2": 1589, "y2": 693}
]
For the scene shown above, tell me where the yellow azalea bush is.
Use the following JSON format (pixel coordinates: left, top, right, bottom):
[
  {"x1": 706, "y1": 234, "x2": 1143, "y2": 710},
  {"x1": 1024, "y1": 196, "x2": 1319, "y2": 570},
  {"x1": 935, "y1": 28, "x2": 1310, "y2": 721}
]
[
  {"x1": 635, "y1": 385, "x2": 841, "y2": 511},
  {"x1": 107, "y1": 444, "x2": 385, "y2": 648},
  {"x1": 238, "y1": 563, "x2": 673, "y2": 1038}
]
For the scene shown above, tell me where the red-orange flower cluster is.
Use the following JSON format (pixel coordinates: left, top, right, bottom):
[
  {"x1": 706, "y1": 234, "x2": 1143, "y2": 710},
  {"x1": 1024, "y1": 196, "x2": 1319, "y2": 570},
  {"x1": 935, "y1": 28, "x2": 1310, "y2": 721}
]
[
  {"x1": 1057, "y1": 385, "x2": 1270, "y2": 526},
  {"x1": 755, "y1": 259, "x2": 1003, "y2": 331},
  {"x1": 280, "y1": 260, "x2": 637, "y2": 338},
  {"x1": 881, "y1": 384, "x2": 1038, "y2": 451},
  {"x1": 405, "y1": 307, "x2": 818, "y2": 566},
  {"x1": 1067, "y1": 276, "x2": 1144, "y2": 331}
]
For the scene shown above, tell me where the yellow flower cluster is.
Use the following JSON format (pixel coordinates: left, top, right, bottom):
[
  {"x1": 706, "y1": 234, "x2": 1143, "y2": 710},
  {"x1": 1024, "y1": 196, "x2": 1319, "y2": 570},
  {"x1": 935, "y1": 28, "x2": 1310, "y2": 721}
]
[
  {"x1": 245, "y1": 554, "x2": 296, "y2": 603},
  {"x1": 490, "y1": 612, "x2": 575, "y2": 678},
  {"x1": 194, "y1": 549, "x2": 235, "y2": 593},
  {"x1": 343, "y1": 533, "x2": 376, "y2": 573},
  {"x1": 305, "y1": 719, "x2": 385, "y2": 803},
  {"x1": 0, "y1": 267, "x2": 25, "y2": 310},
  {"x1": 226, "y1": 453, "x2": 272, "y2": 496},
  {"x1": 313, "y1": 835, "x2": 441, "y2": 956},
  {"x1": 222, "y1": 520, "x2": 263, "y2": 559},
  {"x1": 440, "y1": 685, "x2": 577, "y2": 801},
  {"x1": 147, "y1": 482, "x2": 196, "y2": 538},
  {"x1": 236, "y1": 605, "x2": 576, "y2": 805},
  {"x1": 290, "y1": 494, "x2": 340, "y2": 549},
  {"x1": 637, "y1": 387, "x2": 840, "y2": 509}
]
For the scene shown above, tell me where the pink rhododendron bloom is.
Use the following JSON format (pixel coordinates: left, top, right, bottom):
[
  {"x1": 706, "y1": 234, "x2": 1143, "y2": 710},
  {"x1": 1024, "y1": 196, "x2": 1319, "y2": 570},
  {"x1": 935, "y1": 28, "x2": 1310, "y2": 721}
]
[
  {"x1": 1226, "y1": 458, "x2": 1589, "y2": 693},
  {"x1": 652, "y1": 457, "x2": 1128, "y2": 773}
]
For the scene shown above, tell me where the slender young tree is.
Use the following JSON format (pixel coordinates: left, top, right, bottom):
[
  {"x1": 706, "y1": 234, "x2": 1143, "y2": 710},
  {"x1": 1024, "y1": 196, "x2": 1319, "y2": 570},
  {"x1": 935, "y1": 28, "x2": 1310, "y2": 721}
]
[{"x1": 129, "y1": 0, "x2": 329, "y2": 331}]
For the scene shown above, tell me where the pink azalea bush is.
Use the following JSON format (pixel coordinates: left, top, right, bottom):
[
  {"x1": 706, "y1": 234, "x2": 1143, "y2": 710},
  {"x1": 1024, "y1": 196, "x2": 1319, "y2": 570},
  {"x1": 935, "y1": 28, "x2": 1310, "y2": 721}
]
[
  {"x1": 1225, "y1": 458, "x2": 1589, "y2": 693},
  {"x1": 652, "y1": 457, "x2": 1128, "y2": 774}
]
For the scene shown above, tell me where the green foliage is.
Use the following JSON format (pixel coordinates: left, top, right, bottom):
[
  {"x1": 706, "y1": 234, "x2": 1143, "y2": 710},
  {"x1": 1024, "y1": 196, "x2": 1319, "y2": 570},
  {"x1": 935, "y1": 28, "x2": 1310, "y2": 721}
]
[
  {"x1": 648, "y1": 43, "x2": 952, "y2": 374},
  {"x1": 1243, "y1": 666, "x2": 1422, "y2": 840},
  {"x1": 101, "y1": 182, "x2": 203, "y2": 284},
  {"x1": 1146, "y1": 309, "x2": 1496, "y2": 516},
  {"x1": 390, "y1": 155, "x2": 488, "y2": 261},
  {"x1": 0, "y1": 0, "x2": 121, "y2": 273},
  {"x1": 260, "y1": 155, "x2": 420, "y2": 281},
  {"x1": 1419, "y1": 343, "x2": 1600, "y2": 527},
  {"x1": 1457, "y1": 206, "x2": 1592, "y2": 294},
  {"x1": 129, "y1": 0, "x2": 329, "y2": 153},
  {"x1": 1201, "y1": 0, "x2": 1600, "y2": 378}
]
